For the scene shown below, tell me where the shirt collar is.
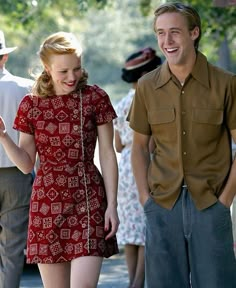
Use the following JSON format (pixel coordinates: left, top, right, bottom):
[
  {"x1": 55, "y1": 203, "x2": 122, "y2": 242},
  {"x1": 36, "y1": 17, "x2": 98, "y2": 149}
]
[
  {"x1": 154, "y1": 61, "x2": 172, "y2": 89},
  {"x1": 191, "y1": 52, "x2": 210, "y2": 89},
  {"x1": 154, "y1": 51, "x2": 210, "y2": 90},
  {"x1": 0, "y1": 67, "x2": 9, "y2": 77}
]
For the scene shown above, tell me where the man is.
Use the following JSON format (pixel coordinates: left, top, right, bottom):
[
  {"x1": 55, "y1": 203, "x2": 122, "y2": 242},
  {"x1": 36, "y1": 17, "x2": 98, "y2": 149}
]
[
  {"x1": 0, "y1": 30, "x2": 33, "y2": 288},
  {"x1": 128, "y1": 3, "x2": 236, "y2": 288}
]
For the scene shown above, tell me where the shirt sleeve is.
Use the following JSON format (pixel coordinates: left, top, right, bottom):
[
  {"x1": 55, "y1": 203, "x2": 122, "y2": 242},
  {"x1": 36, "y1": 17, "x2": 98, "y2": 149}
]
[
  {"x1": 92, "y1": 85, "x2": 117, "y2": 125},
  {"x1": 127, "y1": 82, "x2": 151, "y2": 135},
  {"x1": 13, "y1": 94, "x2": 34, "y2": 134}
]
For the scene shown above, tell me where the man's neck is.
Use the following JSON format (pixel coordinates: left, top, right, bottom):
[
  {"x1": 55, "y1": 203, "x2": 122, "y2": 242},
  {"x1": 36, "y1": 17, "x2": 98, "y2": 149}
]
[
  {"x1": 0, "y1": 62, "x2": 5, "y2": 70},
  {"x1": 169, "y1": 52, "x2": 197, "y2": 84}
]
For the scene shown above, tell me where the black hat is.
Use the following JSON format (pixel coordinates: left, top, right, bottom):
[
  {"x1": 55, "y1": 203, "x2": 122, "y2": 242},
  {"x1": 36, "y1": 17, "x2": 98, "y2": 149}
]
[{"x1": 121, "y1": 47, "x2": 162, "y2": 83}]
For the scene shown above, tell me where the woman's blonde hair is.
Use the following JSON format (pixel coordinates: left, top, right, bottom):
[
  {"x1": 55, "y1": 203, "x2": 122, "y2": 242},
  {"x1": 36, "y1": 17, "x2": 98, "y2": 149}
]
[{"x1": 32, "y1": 31, "x2": 88, "y2": 98}]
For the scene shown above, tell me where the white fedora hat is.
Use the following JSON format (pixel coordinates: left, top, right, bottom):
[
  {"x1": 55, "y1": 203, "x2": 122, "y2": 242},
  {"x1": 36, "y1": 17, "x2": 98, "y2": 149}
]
[{"x1": 0, "y1": 30, "x2": 17, "y2": 55}]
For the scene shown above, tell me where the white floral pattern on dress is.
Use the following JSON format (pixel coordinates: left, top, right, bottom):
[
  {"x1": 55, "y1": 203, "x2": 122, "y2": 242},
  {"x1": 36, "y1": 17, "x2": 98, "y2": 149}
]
[{"x1": 114, "y1": 89, "x2": 145, "y2": 246}]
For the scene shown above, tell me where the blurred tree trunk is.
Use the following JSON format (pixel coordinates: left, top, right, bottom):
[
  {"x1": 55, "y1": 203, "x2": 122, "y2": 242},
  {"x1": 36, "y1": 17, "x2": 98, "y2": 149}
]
[
  {"x1": 213, "y1": 0, "x2": 236, "y2": 6},
  {"x1": 217, "y1": 35, "x2": 232, "y2": 71}
]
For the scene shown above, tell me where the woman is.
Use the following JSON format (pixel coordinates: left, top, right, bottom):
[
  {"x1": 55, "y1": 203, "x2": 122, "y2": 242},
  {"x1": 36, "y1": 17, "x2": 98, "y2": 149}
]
[
  {"x1": 0, "y1": 31, "x2": 119, "y2": 288},
  {"x1": 232, "y1": 141, "x2": 236, "y2": 255},
  {"x1": 114, "y1": 47, "x2": 161, "y2": 288}
]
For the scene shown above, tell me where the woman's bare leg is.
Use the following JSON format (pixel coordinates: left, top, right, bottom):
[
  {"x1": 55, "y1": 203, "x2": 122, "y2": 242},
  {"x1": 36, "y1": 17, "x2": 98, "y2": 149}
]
[
  {"x1": 125, "y1": 244, "x2": 145, "y2": 288},
  {"x1": 125, "y1": 244, "x2": 138, "y2": 285},
  {"x1": 132, "y1": 245, "x2": 145, "y2": 288},
  {"x1": 38, "y1": 262, "x2": 70, "y2": 288},
  {"x1": 71, "y1": 256, "x2": 103, "y2": 288}
]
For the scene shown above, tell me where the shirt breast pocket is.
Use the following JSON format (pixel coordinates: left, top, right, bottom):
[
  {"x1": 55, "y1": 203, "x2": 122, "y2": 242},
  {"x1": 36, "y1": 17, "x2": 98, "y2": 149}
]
[
  {"x1": 148, "y1": 108, "x2": 176, "y2": 143},
  {"x1": 192, "y1": 108, "x2": 223, "y2": 144}
]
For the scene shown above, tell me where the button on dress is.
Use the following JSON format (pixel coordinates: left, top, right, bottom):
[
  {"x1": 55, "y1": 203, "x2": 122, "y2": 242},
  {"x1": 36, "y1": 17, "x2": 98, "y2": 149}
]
[{"x1": 13, "y1": 85, "x2": 119, "y2": 264}]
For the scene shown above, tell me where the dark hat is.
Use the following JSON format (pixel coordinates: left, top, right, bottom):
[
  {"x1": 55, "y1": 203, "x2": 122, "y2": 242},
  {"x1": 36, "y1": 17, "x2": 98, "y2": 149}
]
[{"x1": 121, "y1": 47, "x2": 162, "y2": 83}]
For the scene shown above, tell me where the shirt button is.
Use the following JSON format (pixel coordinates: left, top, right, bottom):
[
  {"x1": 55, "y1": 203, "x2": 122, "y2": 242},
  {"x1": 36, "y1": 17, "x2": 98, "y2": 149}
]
[
  {"x1": 183, "y1": 131, "x2": 186, "y2": 135},
  {"x1": 181, "y1": 90, "x2": 185, "y2": 94},
  {"x1": 183, "y1": 151, "x2": 187, "y2": 156}
]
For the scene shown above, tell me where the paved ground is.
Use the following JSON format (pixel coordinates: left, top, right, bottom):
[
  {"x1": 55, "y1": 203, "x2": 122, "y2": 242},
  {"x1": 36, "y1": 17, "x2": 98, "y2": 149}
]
[{"x1": 20, "y1": 249, "x2": 129, "y2": 288}]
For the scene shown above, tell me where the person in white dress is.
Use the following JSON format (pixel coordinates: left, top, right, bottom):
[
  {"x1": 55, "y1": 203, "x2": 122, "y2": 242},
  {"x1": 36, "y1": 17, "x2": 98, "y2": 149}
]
[
  {"x1": 232, "y1": 141, "x2": 236, "y2": 254},
  {"x1": 114, "y1": 47, "x2": 161, "y2": 288}
]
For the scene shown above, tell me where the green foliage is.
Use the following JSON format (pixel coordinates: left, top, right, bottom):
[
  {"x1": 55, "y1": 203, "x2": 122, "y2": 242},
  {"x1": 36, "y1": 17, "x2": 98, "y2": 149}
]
[
  {"x1": 140, "y1": 0, "x2": 152, "y2": 16},
  {"x1": 189, "y1": 0, "x2": 236, "y2": 44},
  {"x1": 0, "y1": 0, "x2": 235, "y2": 101},
  {"x1": 1, "y1": 0, "x2": 235, "y2": 42},
  {"x1": 140, "y1": 0, "x2": 236, "y2": 44},
  {"x1": 0, "y1": 0, "x2": 115, "y2": 31}
]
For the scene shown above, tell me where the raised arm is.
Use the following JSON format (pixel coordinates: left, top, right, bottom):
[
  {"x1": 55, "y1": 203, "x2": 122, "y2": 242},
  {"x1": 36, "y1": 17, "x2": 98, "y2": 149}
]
[
  {"x1": 0, "y1": 116, "x2": 36, "y2": 174},
  {"x1": 131, "y1": 131, "x2": 151, "y2": 206},
  {"x1": 97, "y1": 121, "x2": 119, "y2": 239}
]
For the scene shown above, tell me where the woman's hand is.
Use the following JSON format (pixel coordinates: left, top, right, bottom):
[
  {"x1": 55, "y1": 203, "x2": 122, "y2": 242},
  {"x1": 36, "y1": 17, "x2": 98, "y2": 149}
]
[
  {"x1": 98, "y1": 122, "x2": 119, "y2": 240},
  {"x1": 0, "y1": 118, "x2": 36, "y2": 173},
  {"x1": 104, "y1": 204, "x2": 119, "y2": 240}
]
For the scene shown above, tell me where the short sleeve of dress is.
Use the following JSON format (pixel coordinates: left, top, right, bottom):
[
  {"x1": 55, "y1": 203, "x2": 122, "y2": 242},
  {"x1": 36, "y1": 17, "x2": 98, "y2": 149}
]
[
  {"x1": 92, "y1": 85, "x2": 117, "y2": 125},
  {"x1": 113, "y1": 100, "x2": 123, "y2": 131},
  {"x1": 13, "y1": 94, "x2": 35, "y2": 135},
  {"x1": 114, "y1": 89, "x2": 134, "y2": 132}
]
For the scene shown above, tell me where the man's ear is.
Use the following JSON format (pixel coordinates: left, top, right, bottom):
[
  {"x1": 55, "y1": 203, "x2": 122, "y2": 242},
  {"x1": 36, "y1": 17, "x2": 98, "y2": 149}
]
[
  {"x1": 1, "y1": 54, "x2": 8, "y2": 64},
  {"x1": 191, "y1": 26, "x2": 200, "y2": 41}
]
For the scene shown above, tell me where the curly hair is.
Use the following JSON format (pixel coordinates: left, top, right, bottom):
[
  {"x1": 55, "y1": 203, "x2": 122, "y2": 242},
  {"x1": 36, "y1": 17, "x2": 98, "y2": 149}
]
[{"x1": 32, "y1": 31, "x2": 88, "y2": 98}]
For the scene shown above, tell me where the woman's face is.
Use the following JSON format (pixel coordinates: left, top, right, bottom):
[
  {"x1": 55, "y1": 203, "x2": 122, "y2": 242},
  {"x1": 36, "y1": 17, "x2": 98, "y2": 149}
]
[{"x1": 46, "y1": 53, "x2": 82, "y2": 95}]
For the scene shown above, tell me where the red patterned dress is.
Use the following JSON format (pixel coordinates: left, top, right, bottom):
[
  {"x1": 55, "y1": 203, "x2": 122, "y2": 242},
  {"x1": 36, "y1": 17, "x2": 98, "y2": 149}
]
[{"x1": 13, "y1": 85, "x2": 119, "y2": 264}]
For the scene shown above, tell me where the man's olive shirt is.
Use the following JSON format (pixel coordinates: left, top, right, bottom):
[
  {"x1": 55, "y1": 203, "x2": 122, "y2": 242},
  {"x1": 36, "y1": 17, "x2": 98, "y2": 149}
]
[{"x1": 128, "y1": 52, "x2": 236, "y2": 210}]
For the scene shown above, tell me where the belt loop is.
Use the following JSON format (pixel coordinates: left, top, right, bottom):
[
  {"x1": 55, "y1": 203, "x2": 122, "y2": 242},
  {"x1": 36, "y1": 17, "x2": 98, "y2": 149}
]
[{"x1": 182, "y1": 179, "x2": 187, "y2": 189}]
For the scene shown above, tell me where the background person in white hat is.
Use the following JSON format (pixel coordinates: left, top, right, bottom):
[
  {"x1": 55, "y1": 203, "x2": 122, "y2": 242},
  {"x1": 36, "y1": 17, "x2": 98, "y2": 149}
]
[{"x1": 0, "y1": 30, "x2": 33, "y2": 288}]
